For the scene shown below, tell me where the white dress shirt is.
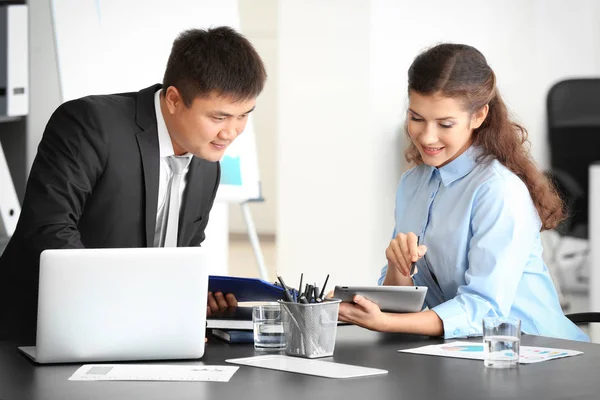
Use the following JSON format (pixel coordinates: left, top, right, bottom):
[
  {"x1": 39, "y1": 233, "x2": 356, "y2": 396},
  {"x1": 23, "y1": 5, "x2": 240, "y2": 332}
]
[{"x1": 153, "y1": 90, "x2": 193, "y2": 247}]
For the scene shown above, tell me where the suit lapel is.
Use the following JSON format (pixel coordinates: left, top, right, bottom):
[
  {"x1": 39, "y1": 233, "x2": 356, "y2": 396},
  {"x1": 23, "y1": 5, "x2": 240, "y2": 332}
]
[
  {"x1": 135, "y1": 84, "x2": 162, "y2": 247},
  {"x1": 179, "y1": 157, "x2": 204, "y2": 246},
  {"x1": 136, "y1": 129, "x2": 160, "y2": 247}
]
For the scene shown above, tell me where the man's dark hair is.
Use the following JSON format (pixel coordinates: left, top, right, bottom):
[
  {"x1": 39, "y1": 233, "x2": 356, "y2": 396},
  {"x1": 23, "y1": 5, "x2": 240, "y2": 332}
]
[{"x1": 162, "y1": 26, "x2": 267, "y2": 106}]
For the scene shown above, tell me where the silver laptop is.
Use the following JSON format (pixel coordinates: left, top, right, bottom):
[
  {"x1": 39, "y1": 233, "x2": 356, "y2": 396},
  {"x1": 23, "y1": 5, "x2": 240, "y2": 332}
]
[{"x1": 18, "y1": 247, "x2": 209, "y2": 364}]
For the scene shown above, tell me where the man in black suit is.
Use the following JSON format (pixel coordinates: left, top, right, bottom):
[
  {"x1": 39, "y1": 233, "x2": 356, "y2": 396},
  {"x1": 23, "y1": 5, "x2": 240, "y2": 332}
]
[{"x1": 0, "y1": 27, "x2": 266, "y2": 343}]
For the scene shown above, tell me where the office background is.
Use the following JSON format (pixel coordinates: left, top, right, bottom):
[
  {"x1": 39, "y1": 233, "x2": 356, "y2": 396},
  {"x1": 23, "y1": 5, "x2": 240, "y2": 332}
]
[{"x1": 1, "y1": 0, "x2": 599, "y2": 339}]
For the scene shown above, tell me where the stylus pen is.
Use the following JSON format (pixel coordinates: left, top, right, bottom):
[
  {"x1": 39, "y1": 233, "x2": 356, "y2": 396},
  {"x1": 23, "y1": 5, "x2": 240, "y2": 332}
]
[
  {"x1": 318, "y1": 274, "x2": 330, "y2": 300},
  {"x1": 277, "y1": 275, "x2": 295, "y2": 302},
  {"x1": 409, "y1": 235, "x2": 421, "y2": 277}
]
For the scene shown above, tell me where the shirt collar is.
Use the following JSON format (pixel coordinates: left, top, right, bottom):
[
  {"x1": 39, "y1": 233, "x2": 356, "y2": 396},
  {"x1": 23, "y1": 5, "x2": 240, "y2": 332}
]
[
  {"x1": 435, "y1": 145, "x2": 482, "y2": 187},
  {"x1": 154, "y1": 90, "x2": 192, "y2": 159}
]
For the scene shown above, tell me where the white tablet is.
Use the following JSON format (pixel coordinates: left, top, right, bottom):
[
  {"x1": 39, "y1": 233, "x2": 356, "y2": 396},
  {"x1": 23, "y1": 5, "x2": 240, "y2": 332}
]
[{"x1": 333, "y1": 285, "x2": 427, "y2": 313}]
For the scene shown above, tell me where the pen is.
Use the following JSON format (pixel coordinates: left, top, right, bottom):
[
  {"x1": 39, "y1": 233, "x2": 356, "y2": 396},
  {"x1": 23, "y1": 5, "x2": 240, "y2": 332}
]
[
  {"x1": 298, "y1": 273, "x2": 303, "y2": 302},
  {"x1": 318, "y1": 274, "x2": 330, "y2": 300},
  {"x1": 303, "y1": 283, "x2": 310, "y2": 298},
  {"x1": 306, "y1": 284, "x2": 314, "y2": 303},
  {"x1": 277, "y1": 275, "x2": 295, "y2": 302},
  {"x1": 313, "y1": 286, "x2": 322, "y2": 303},
  {"x1": 409, "y1": 235, "x2": 420, "y2": 277}
]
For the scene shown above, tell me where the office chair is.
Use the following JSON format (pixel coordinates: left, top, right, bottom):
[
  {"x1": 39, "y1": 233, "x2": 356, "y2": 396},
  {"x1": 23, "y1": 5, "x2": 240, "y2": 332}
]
[
  {"x1": 545, "y1": 79, "x2": 600, "y2": 299},
  {"x1": 547, "y1": 78, "x2": 600, "y2": 238},
  {"x1": 565, "y1": 312, "x2": 600, "y2": 325}
]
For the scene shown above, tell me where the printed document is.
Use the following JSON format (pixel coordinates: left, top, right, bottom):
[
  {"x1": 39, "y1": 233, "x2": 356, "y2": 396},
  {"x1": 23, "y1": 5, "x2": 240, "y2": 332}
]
[{"x1": 69, "y1": 364, "x2": 239, "y2": 382}]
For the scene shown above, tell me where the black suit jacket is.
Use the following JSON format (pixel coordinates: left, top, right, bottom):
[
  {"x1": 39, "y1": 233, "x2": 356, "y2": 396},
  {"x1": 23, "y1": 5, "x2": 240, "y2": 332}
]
[{"x1": 0, "y1": 84, "x2": 220, "y2": 343}]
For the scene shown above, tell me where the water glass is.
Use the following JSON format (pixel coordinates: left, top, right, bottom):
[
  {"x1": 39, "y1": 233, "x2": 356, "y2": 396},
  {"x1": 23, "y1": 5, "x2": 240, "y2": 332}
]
[
  {"x1": 252, "y1": 304, "x2": 285, "y2": 350},
  {"x1": 482, "y1": 317, "x2": 521, "y2": 368}
]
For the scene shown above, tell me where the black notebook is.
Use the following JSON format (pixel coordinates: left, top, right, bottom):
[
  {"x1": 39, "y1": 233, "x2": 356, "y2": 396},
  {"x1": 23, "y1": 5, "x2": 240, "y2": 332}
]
[
  {"x1": 211, "y1": 329, "x2": 254, "y2": 343},
  {"x1": 206, "y1": 307, "x2": 253, "y2": 330}
]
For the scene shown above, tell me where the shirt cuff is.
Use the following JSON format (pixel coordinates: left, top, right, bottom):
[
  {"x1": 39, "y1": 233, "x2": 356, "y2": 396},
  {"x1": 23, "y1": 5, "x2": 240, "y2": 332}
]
[{"x1": 432, "y1": 299, "x2": 476, "y2": 339}]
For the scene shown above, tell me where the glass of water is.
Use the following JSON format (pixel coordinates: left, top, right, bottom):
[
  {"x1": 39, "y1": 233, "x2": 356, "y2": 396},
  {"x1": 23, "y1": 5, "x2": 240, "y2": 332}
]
[
  {"x1": 252, "y1": 304, "x2": 285, "y2": 350},
  {"x1": 482, "y1": 317, "x2": 521, "y2": 368}
]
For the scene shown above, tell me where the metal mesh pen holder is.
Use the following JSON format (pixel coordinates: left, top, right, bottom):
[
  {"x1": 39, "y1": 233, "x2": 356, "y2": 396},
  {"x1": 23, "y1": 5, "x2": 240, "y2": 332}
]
[{"x1": 279, "y1": 299, "x2": 341, "y2": 358}]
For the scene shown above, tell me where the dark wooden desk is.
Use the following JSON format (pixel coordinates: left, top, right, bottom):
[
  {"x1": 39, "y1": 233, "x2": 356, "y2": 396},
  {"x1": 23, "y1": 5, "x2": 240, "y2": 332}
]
[{"x1": 0, "y1": 326, "x2": 598, "y2": 400}]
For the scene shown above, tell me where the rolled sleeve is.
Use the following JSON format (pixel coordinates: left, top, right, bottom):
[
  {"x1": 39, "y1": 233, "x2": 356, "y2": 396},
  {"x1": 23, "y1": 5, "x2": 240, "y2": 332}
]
[{"x1": 432, "y1": 299, "x2": 472, "y2": 338}]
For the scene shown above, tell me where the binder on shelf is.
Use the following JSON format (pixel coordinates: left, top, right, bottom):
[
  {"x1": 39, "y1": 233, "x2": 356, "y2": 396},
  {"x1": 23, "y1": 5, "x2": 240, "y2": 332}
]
[
  {"x1": 0, "y1": 4, "x2": 28, "y2": 117},
  {"x1": 0, "y1": 141, "x2": 20, "y2": 236}
]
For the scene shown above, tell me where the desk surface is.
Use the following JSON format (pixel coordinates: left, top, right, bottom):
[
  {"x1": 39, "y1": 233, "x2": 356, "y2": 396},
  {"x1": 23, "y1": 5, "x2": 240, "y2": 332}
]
[{"x1": 1, "y1": 326, "x2": 598, "y2": 400}]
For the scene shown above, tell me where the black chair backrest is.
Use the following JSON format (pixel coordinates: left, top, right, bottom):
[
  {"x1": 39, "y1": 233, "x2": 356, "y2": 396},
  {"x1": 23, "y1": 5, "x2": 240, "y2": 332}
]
[
  {"x1": 566, "y1": 312, "x2": 600, "y2": 325},
  {"x1": 547, "y1": 79, "x2": 600, "y2": 236}
]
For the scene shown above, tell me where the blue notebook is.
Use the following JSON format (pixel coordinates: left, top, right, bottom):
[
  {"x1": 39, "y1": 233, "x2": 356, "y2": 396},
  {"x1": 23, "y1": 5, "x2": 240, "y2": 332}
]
[{"x1": 208, "y1": 275, "x2": 289, "y2": 302}]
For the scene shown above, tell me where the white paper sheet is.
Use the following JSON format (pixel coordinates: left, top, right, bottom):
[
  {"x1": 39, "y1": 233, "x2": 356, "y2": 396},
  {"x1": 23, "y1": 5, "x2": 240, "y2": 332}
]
[
  {"x1": 399, "y1": 341, "x2": 583, "y2": 364},
  {"x1": 226, "y1": 355, "x2": 388, "y2": 378},
  {"x1": 69, "y1": 364, "x2": 239, "y2": 382}
]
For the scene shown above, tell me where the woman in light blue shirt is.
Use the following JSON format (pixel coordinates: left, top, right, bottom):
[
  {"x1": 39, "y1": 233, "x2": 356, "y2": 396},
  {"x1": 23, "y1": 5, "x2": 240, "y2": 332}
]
[{"x1": 337, "y1": 43, "x2": 588, "y2": 342}]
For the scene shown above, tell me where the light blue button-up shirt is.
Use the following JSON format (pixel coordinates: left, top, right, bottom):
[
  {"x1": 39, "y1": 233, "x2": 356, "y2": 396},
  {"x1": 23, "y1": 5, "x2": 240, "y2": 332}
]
[{"x1": 378, "y1": 146, "x2": 589, "y2": 342}]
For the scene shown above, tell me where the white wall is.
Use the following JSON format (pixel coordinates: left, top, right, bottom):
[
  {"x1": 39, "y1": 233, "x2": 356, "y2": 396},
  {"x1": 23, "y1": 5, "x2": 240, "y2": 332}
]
[
  {"x1": 277, "y1": 0, "x2": 380, "y2": 288},
  {"x1": 231, "y1": 0, "x2": 278, "y2": 235},
  {"x1": 366, "y1": 0, "x2": 600, "y2": 169},
  {"x1": 530, "y1": 0, "x2": 600, "y2": 165},
  {"x1": 276, "y1": 0, "x2": 600, "y2": 288},
  {"x1": 27, "y1": 0, "x2": 62, "y2": 170}
]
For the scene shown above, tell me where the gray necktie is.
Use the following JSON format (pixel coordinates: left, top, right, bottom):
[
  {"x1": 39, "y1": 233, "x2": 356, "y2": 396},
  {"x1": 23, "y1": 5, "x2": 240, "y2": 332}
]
[{"x1": 163, "y1": 156, "x2": 189, "y2": 247}]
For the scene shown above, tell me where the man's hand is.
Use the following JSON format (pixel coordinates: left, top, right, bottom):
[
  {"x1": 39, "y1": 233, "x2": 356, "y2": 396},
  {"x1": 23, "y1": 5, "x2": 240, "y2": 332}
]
[{"x1": 207, "y1": 292, "x2": 238, "y2": 316}]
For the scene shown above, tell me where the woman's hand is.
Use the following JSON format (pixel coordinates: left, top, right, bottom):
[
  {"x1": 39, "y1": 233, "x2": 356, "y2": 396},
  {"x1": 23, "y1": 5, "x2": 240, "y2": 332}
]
[
  {"x1": 207, "y1": 292, "x2": 238, "y2": 316},
  {"x1": 338, "y1": 295, "x2": 389, "y2": 331},
  {"x1": 385, "y1": 232, "x2": 427, "y2": 277}
]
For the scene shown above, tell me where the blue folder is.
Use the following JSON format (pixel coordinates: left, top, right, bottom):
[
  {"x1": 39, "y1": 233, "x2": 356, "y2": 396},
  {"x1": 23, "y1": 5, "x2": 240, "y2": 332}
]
[{"x1": 208, "y1": 275, "x2": 288, "y2": 302}]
